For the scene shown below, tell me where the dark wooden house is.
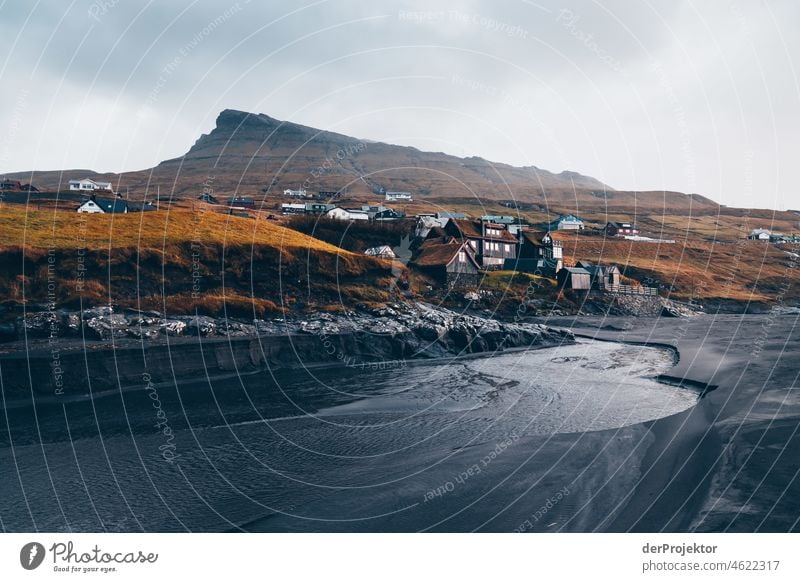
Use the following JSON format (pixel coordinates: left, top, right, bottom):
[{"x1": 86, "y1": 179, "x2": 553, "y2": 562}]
[
  {"x1": 443, "y1": 218, "x2": 517, "y2": 269},
  {"x1": 606, "y1": 221, "x2": 639, "y2": 237},
  {"x1": 516, "y1": 230, "x2": 564, "y2": 273},
  {"x1": 228, "y1": 196, "x2": 256, "y2": 209},
  {"x1": 412, "y1": 237, "x2": 480, "y2": 289}
]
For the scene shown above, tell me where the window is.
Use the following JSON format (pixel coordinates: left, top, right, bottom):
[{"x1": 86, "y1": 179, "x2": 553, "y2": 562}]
[
  {"x1": 458, "y1": 251, "x2": 466, "y2": 263},
  {"x1": 505, "y1": 244, "x2": 511, "y2": 252}
]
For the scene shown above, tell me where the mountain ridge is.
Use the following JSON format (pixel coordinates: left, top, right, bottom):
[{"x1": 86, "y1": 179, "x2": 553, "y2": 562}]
[{"x1": 4, "y1": 108, "x2": 718, "y2": 213}]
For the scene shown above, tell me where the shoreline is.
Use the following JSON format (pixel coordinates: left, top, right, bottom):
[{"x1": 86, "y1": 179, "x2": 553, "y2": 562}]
[{"x1": 0, "y1": 303, "x2": 575, "y2": 404}]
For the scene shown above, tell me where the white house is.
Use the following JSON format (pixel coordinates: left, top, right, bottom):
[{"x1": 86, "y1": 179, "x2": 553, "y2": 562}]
[
  {"x1": 69, "y1": 178, "x2": 113, "y2": 193},
  {"x1": 280, "y1": 203, "x2": 306, "y2": 215},
  {"x1": 76, "y1": 196, "x2": 128, "y2": 214},
  {"x1": 283, "y1": 188, "x2": 307, "y2": 198},
  {"x1": 748, "y1": 228, "x2": 771, "y2": 241},
  {"x1": 326, "y1": 207, "x2": 369, "y2": 221},
  {"x1": 549, "y1": 214, "x2": 584, "y2": 230},
  {"x1": 385, "y1": 191, "x2": 412, "y2": 202}
]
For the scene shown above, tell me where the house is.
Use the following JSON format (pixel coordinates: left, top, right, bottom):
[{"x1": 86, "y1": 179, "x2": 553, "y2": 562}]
[
  {"x1": 197, "y1": 193, "x2": 219, "y2": 204},
  {"x1": 557, "y1": 267, "x2": 591, "y2": 290},
  {"x1": 516, "y1": 230, "x2": 564, "y2": 273},
  {"x1": 411, "y1": 236, "x2": 480, "y2": 289},
  {"x1": 283, "y1": 188, "x2": 307, "y2": 198},
  {"x1": 281, "y1": 203, "x2": 306, "y2": 215},
  {"x1": 504, "y1": 257, "x2": 561, "y2": 276},
  {"x1": 228, "y1": 196, "x2": 255, "y2": 208},
  {"x1": 305, "y1": 202, "x2": 337, "y2": 215},
  {"x1": 606, "y1": 221, "x2": 639, "y2": 237},
  {"x1": 362, "y1": 205, "x2": 404, "y2": 221},
  {"x1": 0, "y1": 179, "x2": 22, "y2": 191},
  {"x1": 443, "y1": 218, "x2": 518, "y2": 269},
  {"x1": 76, "y1": 195, "x2": 128, "y2": 214},
  {"x1": 480, "y1": 215, "x2": 518, "y2": 225},
  {"x1": 365, "y1": 246, "x2": 396, "y2": 259},
  {"x1": 69, "y1": 178, "x2": 114, "y2": 193},
  {"x1": 748, "y1": 228, "x2": 771, "y2": 241},
  {"x1": 549, "y1": 214, "x2": 584, "y2": 230},
  {"x1": 385, "y1": 191, "x2": 413, "y2": 202},
  {"x1": 325, "y1": 207, "x2": 369, "y2": 221},
  {"x1": 128, "y1": 201, "x2": 156, "y2": 212},
  {"x1": 575, "y1": 261, "x2": 621, "y2": 290},
  {"x1": 414, "y1": 212, "x2": 465, "y2": 238},
  {"x1": 437, "y1": 211, "x2": 465, "y2": 220}
]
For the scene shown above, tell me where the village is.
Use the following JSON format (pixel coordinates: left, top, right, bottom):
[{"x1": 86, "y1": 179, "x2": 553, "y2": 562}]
[{"x1": 3, "y1": 175, "x2": 799, "y2": 310}]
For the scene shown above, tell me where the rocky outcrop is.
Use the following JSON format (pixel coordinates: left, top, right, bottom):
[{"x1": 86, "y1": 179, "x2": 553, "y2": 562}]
[{"x1": 0, "y1": 303, "x2": 573, "y2": 399}]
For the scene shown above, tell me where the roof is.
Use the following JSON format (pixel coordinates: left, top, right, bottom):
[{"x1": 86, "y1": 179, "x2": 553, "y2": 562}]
[
  {"x1": 413, "y1": 238, "x2": 480, "y2": 269},
  {"x1": 521, "y1": 230, "x2": 551, "y2": 247},
  {"x1": 71, "y1": 178, "x2": 112, "y2": 187},
  {"x1": 553, "y1": 214, "x2": 583, "y2": 222},
  {"x1": 127, "y1": 201, "x2": 156, "y2": 212},
  {"x1": 365, "y1": 246, "x2": 396, "y2": 257},
  {"x1": 80, "y1": 197, "x2": 128, "y2": 213},
  {"x1": 575, "y1": 261, "x2": 620, "y2": 276},
  {"x1": 562, "y1": 267, "x2": 590, "y2": 275},
  {"x1": 448, "y1": 218, "x2": 517, "y2": 242}
]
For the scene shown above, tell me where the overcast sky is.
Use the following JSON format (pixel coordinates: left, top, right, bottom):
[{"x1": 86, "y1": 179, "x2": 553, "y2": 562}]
[{"x1": 1, "y1": 0, "x2": 798, "y2": 209}]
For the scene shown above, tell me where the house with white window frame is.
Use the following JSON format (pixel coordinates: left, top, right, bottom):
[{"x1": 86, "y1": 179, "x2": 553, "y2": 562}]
[{"x1": 69, "y1": 178, "x2": 114, "y2": 193}]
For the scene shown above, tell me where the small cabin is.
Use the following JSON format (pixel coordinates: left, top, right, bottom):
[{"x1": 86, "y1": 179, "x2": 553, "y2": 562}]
[
  {"x1": 576, "y1": 261, "x2": 621, "y2": 290},
  {"x1": 748, "y1": 228, "x2": 771, "y2": 241},
  {"x1": 228, "y1": 196, "x2": 255, "y2": 208},
  {"x1": 412, "y1": 237, "x2": 480, "y2": 289},
  {"x1": 606, "y1": 221, "x2": 640, "y2": 237},
  {"x1": 557, "y1": 267, "x2": 591, "y2": 290}
]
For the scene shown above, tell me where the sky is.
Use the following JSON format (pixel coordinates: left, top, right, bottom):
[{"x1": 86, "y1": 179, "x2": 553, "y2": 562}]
[{"x1": 0, "y1": 0, "x2": 798, "y2": 210}]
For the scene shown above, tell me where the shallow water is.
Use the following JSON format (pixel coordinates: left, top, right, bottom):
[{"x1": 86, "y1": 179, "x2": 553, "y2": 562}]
[{"x1": 0, "y1": 340, "x2": 697, "y2": 532}]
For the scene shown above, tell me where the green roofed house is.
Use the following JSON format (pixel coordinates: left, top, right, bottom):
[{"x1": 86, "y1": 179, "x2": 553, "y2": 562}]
[{"x1": 549, "y1": 214, "x2": 584, "y2": 230}]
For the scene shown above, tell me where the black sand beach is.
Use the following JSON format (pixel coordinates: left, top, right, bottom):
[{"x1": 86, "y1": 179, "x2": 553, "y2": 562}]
[{"x1": 0, "y1": 313, "x2": 797, "y2": 532}]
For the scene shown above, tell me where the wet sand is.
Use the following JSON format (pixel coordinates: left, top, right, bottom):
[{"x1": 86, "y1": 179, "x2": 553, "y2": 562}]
[
  {"x1": 1, "y1": 314, "x2": 797, "y2": 532},
  {"x1": 535, "y1": 313, "x2": 800, "y2": 532}
]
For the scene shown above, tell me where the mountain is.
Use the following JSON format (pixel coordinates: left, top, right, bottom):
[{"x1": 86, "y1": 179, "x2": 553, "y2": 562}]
[{"x1": 4, "y1": 109, "x2": 718, "y2": 212}]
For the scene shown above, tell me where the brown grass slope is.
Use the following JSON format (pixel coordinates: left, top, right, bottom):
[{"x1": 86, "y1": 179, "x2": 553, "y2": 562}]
[{"x1": 0, "y1": 207, "x2": 393, "y2": 316}]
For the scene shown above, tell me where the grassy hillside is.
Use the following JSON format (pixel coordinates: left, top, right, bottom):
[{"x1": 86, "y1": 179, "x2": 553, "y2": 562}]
[
  {"x1": 0, "y1": 207, "x2": 394, "y2": 316},
  {"x1": 554, "y1": 232, "x2": 800, "y2": 304}
]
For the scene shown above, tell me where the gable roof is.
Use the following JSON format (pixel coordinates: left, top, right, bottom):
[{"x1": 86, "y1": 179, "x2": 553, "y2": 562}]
[
  {"x1": 448, "y1": 218, "x2": 517, "y2": 242},
  {"x1": 521, "y1": 230, "x2": 552, "y2": 247},
  {"x1": 413, "y1": 238, "x2": 480, "y2": 269},
  {"x1": 79, "y1": 197, "x2": 128, "y2": 213}
]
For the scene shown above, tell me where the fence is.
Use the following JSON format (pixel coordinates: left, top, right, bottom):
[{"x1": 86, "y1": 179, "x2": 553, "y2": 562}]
[{"x1": 604, "y1": 284, "x2": 658, "y2": 296}]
